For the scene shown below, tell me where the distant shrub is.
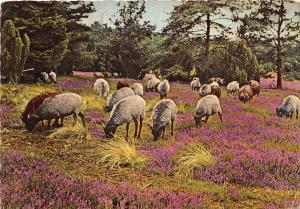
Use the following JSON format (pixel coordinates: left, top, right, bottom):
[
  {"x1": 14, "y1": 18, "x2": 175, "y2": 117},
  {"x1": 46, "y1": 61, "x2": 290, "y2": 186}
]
[
  {"x1": 96, "y1": 137, "x2": 148, "y2": 168},
  {"x1": 162, "y1": 65, "x2": 189, "y2": 81},
  {"x1": 174, "y1": 143, "x2": 214, "y2": 180}
]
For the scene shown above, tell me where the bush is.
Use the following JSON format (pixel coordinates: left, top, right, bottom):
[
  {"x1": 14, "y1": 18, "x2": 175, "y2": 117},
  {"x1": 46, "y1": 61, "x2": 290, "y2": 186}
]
[
  {"x1": 48, "y1": 123, "x2": 89, "y2": 140},
  {"x1": 174, "y1": 143, "x2": 214, "y2": 180},
  {"x1": 162, "y1": 65, "x2": 189, "y2": 81}
]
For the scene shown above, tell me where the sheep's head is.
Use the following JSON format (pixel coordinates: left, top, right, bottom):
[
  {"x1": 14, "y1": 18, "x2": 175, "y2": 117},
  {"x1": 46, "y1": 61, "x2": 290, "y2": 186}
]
[
  {"x1": 148, "y1": 124, "x2": 164, "y2": 141},
  {"x1": 26, "y1": 114, "x2": 39, "y2": 131},
  {"x1": 103, "y1": 122, "x2": 117, "y2": 138},
  {"x1": 193, "y1": 113, "x2": 202, "y2": 127},
  {"x1": 239, "y1": 93, "x2": 250, "y2": 103},
  {"x1": 276, "y1": 107, "x2": 286, "y2": 117}
]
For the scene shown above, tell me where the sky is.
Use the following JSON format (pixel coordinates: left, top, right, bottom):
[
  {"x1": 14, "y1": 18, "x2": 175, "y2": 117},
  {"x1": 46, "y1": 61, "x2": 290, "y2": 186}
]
[
  {"x1": 82, "y1": 0, "x2": 181, "y2": 31},
  {"x1": 82, "y1": 0, "x2": 300, "y2": 32}
]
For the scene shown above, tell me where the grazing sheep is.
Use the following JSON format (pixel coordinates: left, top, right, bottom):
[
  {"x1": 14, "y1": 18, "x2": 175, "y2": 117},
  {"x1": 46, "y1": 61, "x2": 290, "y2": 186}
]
[
  {"x1": 191, "y1": 79, "x2": 201, "y2": 91},
  {"x1": 117, "y1": 80, "x2": 130, "y2": 90},
  {"x1": 239, "y1": 85, "x2": 253, "y2": 103},
  {"x1": 93, "y1": 78, "x2": 110, "y2": 98},
  {"x1": 40, "y1": 72, "x2": 49, "y2": 83},
  {"x1": 21, "y1": 92, "x2": 59, "y2": 127},
  {"x1": 157, "y1": 79, "x2": 170, "y2": 99},
  {"x1": 143, "y1": 73, "x2": 157, "y2": 83},
  {"x1": 209, "y1": 81, "x2": 219, "y2": 87},
  {"x1": 145, "y1": 78, "x2": 160, "y2": 92},
  {"x1": 104, "y1": 87, "x2": 135, "y2": 113},
  {"x1": 227, "y1": 81, "x2": 240, "y2": 95},
  {"x1": 210, "y1": 85, "x2": 221, "y2": 98},
  {"x1": 199, "y1": 84, "x2": 212, "y2": 97},
  {"x1": 216, "y1": 78, "x2": 225, "y2": 86},
  {"x1": 149, "y1": 99, "x2": 177, "y2": 141},
  {"x1": 131, "y1": 83, "x2": 144, "y2": 96},
  {"x1": 250, "y1": 80, "x2": 260, "y2": 97},
  {"x1": 193, "y1": 95, "x2": 223, "y2": 127},
  {"x1": 208, "y1": 77, "x2": 217, "y2": 83},
  {"x1": 192, "y1": 77, "x2": 200, "y2": 81},
  {"x1": 276, "y1": 95, "x2": 300, "y2": 119},
  {"x1": 25, "y1": 93, "x2": 85, "y2": 131},
  {"x1": 103, "y1": 95, "x2": 146, "y2": 138},
  {"x1": 49, "y1": 71, "x2": 57, "y2": 84}
]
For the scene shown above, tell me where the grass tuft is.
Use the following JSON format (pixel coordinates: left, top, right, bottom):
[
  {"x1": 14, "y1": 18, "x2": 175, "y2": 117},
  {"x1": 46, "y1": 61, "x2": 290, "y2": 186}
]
[
  {"x1": 174, "y1": 143, "x2": 214, "y2": 180},
  {"x1": 48, "y1": 123, "x2": 90, "y2": 140},
  {"x1": 96, "y1": 137, "x2": 148, "y2": 169}
]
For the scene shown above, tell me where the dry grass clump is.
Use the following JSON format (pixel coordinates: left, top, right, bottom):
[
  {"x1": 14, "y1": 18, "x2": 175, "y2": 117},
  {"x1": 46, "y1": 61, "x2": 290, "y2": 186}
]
[
  {"x1": 96, "y1": 137, "x2": 148, "y2": 169},
  {"x1": 174, "y1": 143, "x2": 214, "y2": 180},
  {"x1": 48, "y1": 123, "x2": 90, "y2": 140}
]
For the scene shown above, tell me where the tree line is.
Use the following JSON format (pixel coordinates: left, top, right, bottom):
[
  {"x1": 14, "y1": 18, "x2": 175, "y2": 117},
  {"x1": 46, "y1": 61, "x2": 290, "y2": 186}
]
[{"x1": 1, "y1": 0, "x2": 300, "y2": 88}]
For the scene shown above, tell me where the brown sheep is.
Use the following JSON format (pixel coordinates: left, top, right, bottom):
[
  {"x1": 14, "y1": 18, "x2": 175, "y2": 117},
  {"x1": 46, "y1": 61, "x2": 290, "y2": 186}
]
[
  {"x1": 210, "y1": 85, "x2": 221, "y2": 98},
  {"x1": 250, "y1": 80, "x2": 260, "y2": 97},
  {"x1": 239, "y1": 85, "x2": 253, "y2": 103},
  {"x1": 117, "y1": 80, "x2": 130, "y2": 90}
]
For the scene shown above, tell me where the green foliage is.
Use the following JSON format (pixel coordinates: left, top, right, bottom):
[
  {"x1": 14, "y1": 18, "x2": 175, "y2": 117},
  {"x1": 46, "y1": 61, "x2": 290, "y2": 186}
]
[
  {"x1": 96, "y1": 137, "x2": 148, "y2": 169},
  {"x1": 174, "y1": 143, "x2": 214, "y2": 180},
  {"x1": 208, "y1": 39, "x2": 259, "y2": 84},
  {"x1": 1, "y1": 20, "x2": 30, "y2": 84},
  {"x1": 161, "y1": 65, "x2": 189, "y2": 81}
]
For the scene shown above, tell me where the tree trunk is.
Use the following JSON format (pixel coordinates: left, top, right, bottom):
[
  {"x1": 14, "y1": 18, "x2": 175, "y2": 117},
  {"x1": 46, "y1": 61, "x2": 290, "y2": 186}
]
[
  {"x1": 276, "y1": 0, "x2": 284, "y2": 89},
  {"x1": 205, "y1": 13, "x2": 211, "y2": 58}
]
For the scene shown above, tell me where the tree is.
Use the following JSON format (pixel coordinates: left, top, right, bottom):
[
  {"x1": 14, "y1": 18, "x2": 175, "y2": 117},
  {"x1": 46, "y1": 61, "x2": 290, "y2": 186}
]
[
  {"x1": 1, "y1": 20, "x2": 30, "y2": 84},
  {"x1": 108, "y1": 1, "x2": 155, "y2": 78},
  {"x1": 244, "y1": 0, "x2": 300, "y2": 88}
]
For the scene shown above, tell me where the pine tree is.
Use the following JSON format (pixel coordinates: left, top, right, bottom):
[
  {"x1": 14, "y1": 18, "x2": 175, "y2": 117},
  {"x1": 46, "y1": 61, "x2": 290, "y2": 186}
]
[{"x1": 1, "y1": 20, "x2": 30, "y2": 84}]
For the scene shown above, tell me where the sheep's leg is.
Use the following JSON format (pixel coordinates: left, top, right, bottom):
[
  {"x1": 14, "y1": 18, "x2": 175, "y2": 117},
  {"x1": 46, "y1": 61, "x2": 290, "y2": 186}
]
[
  {"x1": 60, "y1": 117, "x2": 64, "y2": 127},
  {"x1": 53, "y1": 118, "x2": 59, "y2": 127},
  {"x1": 171, "y1": 120, "x2": 174, "y2": 136},
  {"x1": 133, "y1": 118, "x2": 138, "y2": 138},
  {"x1": 218, "y1": 112, "x2": 223, "y2": 123},
  {"x1": 126, "y1": 122, "x2": 130, "y2": 138},
  {"x1": 78, "y1": 112, "x2": 86, "y2": 127},
  {"x1": 296, "y1": 110, "x2": 299, "y2": 119},
  {"x1": 47, "y1": 120, "x2": 51, "y2": 129},
  {"x1": 162, "y1": 128, "x2": 165, "y2": 139},
  {"x1": 204, "y1": 115, "x2": 209, "y2": 123},
  {"x1": 138, "y1": 117, "x2": 143, "y2": 139},
  {"x1": 41, "y1": 120, "x2": 45, "y2": 127},
  {"x1": 290, "y1": 112, "x2": 293, "y2": 119},
  {"x1": 73, "y1": 113, "x2": 77, "y2": 126}
]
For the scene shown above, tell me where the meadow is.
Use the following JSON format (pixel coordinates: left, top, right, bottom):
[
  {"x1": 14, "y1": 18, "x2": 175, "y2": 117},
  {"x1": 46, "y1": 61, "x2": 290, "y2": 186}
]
[{"x1": 1, "y1": 75, "x2": 300, "y2": 208}]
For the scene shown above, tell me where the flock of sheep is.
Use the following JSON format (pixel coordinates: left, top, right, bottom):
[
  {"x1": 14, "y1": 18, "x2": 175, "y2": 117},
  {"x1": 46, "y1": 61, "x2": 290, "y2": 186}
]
[{"x1": 21, "y1": 73, "x2": 300, "y2": 141}]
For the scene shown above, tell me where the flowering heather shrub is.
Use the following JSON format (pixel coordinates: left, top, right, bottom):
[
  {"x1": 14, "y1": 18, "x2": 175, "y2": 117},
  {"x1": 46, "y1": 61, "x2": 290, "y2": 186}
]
[
  {"x1": 1, "y1": 151, "x2": 203, "y2": 208},
  {"x1": 261, "y1": 78, "x2": 300, "y2": 91},
  {"x1": 85, "y1": 110, "x2": 103, "y2": 125},
  {"x1": 0, "y1": 103, "x2": 18, "y2": 128},
  {"x1": 58, "y1": 78, "x2": 94, "y2": 90}
]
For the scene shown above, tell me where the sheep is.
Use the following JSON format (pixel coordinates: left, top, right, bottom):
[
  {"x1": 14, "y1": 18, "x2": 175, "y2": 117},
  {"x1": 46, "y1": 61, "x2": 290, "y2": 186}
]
[
  {"x1": 131, "y1": 83, "x2": 144, "y2": 96},
  {"x1": 157, "y1": 79, "x2": 170, "y2": 99},
  {"x1": 25, "y1": 93, "x2": 85, "y2": 131},
  {"x1": 49, "y1": 71, "x2": 57, "y2": 84},
  {"x1": 227, "y1": 81, "x2": 239, "y2": 95},
  {"x1": 191, "y1": 79, "x2": 201, "y2": 91},
  {"x1": 93, "y1": 78, "x2": 110, "y2": 98},
  {"x1": 21, "y1": 92, "x2": 59, "y2": 128},
  {"x1": 210, "y1": 85, "x2": 221, "y2": 98},
  {"x1": 208, "y1": 77, "x2": 217, "y2": 83},
  {"x1": 238, "y1": 85, "x2": 253, "y2": 103},
  {"x1": 103, "y1": 95, "x2": 146, "y2": 138},
  {"x1": 145, "y1": 78, "x2": 160, "y2": 92},
  {"x1": 199, "y1": 84, "x2": 211, "y2": 97},
  {"x1": 40, "y1": 72, "x2": 49, "y2": 83},
  {"x1": 104, "y1": 87, "x2": 135, "y2": 113},
  {"x1": 193, "y1": 95, "x2": 223, "y2": 127},
  {"x1": 143, "y1": 73, "x2": 157, "y2": 83},
  {"x1": 149, "y1": 99, "x2": 177, "y2": 141},
  {"x1": 209, "y1": 81, "x2": 219, "y2": 87},
  {"x1": 117, "y1": 80, "x2": 130, "y2": 90},
  {"x1": 250, "y1": 80, "x2": 260, "y2": 97},
  {"x1": 216, "y1": 78, "x2": 225, "y2": 86},
  {"x1": 276, "y1": 95, "x2": 300, "y2": 119},
  {"x1": 192, "y1": 77, "x2": 199, "y2": 81}
]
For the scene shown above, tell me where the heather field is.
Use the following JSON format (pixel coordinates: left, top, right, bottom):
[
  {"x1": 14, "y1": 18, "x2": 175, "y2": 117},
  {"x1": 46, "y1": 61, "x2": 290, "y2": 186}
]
[{"x1": 1, "y1": 76, "x2": 300, "y2": 208}]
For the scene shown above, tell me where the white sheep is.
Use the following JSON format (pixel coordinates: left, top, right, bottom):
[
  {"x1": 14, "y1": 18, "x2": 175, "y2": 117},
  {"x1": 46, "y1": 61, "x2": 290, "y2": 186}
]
[
  {"x1": 104, "y1": 87, "x2": 135, "y2": 113},
  {"x1": 227, "y1": 81, "x2": 239, "y2": 95},
  {"x1": 103, "y1": 95, "x2": 146, "y2": 138},
  {"x1": 216, "y1": 78, "x2": 225, "y2": 86},
  {"x1": 191, "y1": 79, "x2": 201, "y2": 91},
  {"x1": 26, "y1": 93, "x2": 85, "y2": 131},
  {"x1": 192, "y1": 77, "x2": 200, "y2": 81},
  {"x1": 276, "y1": 95, "x2": 300, "y2": 119},
  {"x1": 145, "y1": 78, "x2": 160, "y2": 92},
  {"x1": 157, "y1": 79, "x2": 170, "y2": 99},
  {"x1": 149, "y1": 99, "x2": 177, "y2": 141},
  {"x1": 41, "y1": 72, "x2": 49, "y2": 83},
  {"x1": 131, "y1": 83, "x2": 144, "y2": 96},
  {"x1": 93, "y1": 78, "x2": 110, "y2": 98},
  {"x1": 199, "y1": 84, "x2": 211, "y2": 97},
  {"x1": 209, "y1": 81, "x2": 219, "y2": 87},
  {"x1": 49, "y1": 71, "x2": 57, "y2": 84},
  {"x1": 193, "y1": 95, "x2": 222, "y2": 127}
]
